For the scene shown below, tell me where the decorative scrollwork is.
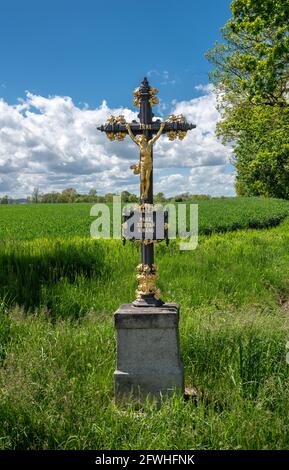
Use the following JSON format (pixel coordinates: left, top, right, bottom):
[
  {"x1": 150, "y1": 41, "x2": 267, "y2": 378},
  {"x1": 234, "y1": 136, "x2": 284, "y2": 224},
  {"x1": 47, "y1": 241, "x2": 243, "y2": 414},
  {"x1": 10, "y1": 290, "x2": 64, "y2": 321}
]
[
  {"x1": 133, "y1": 85, "x2": 159, "y2": 108},
  {"x1": 149, "y1": 95, "x2": 159, "y2": 106},
  {"x1": 165, "y1": 114, "x2": 188, "y2": 140},
  {"x1": 115, "y1": 132, "x2": 126, "y2": 141},
  {"x1": 166, "y1": 114, "x2": 186, "y2": 123},
  {"x1": 133, "y1": 97, "x2": 141, "y2": 107},
  {"x1": 149, "y1": 86, "x2": 158, "y2": 96},
  {"x1": 135, "y1": 264, "x2": 160, "y2": 300},
  {"x1": 106, "y1": 115, "x2": 116, "y2": 124},
  {"x1": 104, "y1": 115, "x2": 127, "y2": 141},
  {"x1": 115, "y1": 115, "x2": 126, "y2": 125},
  {"x1": 167, "y1": 130, "x2": 178, "y2": 141}
]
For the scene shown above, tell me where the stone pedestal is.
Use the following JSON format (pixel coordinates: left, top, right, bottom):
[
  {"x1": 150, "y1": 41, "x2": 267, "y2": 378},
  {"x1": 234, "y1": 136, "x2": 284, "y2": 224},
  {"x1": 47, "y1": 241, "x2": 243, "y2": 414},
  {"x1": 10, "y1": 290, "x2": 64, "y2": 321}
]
[{"x1": 114, "y1": 303, "x2": 184, "y2": 402}]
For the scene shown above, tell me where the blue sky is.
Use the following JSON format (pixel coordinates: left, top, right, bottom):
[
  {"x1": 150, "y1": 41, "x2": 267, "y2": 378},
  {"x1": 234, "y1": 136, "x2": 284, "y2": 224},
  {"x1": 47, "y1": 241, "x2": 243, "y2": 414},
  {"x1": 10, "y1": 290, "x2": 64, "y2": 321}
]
[
  {"x1": 0, "y1": 0, "x2": 231, "y2": 107},
  {"x1": 0, "y1": 0, "x2": 235, "y2": 198}
]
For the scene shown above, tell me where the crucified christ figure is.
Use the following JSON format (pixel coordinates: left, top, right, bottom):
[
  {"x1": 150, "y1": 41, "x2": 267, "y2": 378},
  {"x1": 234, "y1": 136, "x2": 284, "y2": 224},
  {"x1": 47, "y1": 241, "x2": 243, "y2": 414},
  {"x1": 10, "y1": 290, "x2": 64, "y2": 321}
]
[{"x1": 126, "y1": 122, "x2": 165, "y2": 200}]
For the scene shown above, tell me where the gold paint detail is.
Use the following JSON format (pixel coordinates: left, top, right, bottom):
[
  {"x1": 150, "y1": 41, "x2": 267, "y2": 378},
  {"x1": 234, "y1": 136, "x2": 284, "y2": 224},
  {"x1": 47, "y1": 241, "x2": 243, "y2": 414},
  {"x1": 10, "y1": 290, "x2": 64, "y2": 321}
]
[
  {"x1": 106, "y1": 115, "x2": 116, "y2": 124},
  {"x1": 140, "y1": 123, "x2": 152, "y2": 130},
  {"x1": 134, "y1": 239, "x2": 158, "y2": 245},
  {"x1": 115, "y1": 115, "x2": 127, "y2": 125},
  {"x1": 149, "y1": 87, "x2": 158, "y2": 96},
  {"x1": 115, "y1": 132, "x2": 126, "y2": 141},
  {"x1": 135, "y1": 264, "x2": 160, "y2": 299},
  {"x1": 133, "y1": 86, "x2": 159, "y2": 108},
  {"x1": 165, "y1": 114, "x2": 188, "y2": 141},
  {"x1": 149, "y1": 96, "x2": 159, "y2": 106},
  {"x1": 133, "y1": 97, "x2": 141, "y2": 107},
  {"x1": 126, "y1": 122, "x2": 165, "y2": 200},
  {"x1": 105, "y1": 115, "x2": 127, "y2": 141}
]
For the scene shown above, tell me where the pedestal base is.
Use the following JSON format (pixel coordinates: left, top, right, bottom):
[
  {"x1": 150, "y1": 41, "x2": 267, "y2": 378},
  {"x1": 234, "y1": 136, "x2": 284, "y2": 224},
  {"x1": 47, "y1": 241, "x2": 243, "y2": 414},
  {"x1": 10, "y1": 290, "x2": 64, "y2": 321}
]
[{"x1": 114, "y1": 303, "x2": 184, "y2": 403}]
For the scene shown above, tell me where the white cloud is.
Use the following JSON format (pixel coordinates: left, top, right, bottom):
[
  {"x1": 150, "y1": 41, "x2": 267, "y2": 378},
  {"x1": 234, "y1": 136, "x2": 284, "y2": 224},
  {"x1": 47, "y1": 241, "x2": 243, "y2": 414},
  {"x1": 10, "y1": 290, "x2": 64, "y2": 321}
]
[
  {"x1": 0, "y1": 86, "x2": 235, "y2": 198},
  {"x1": 147, "y1": 70, "x2": 177, "y2": 86}
]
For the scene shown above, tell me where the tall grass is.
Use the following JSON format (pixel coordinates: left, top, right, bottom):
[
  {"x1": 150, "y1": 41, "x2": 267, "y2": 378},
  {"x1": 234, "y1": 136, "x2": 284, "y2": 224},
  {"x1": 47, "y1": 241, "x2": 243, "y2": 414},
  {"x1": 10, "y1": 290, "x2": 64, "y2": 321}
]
[
  {"x1": 0, "y1": 211, "x2": 288, "y2": 449},
  {"x1": 0, "y1": 218, "x2": 288, "y2": 316},
  {"x1": 0, "y1": 305, "x2": 289, "y2": 449}
]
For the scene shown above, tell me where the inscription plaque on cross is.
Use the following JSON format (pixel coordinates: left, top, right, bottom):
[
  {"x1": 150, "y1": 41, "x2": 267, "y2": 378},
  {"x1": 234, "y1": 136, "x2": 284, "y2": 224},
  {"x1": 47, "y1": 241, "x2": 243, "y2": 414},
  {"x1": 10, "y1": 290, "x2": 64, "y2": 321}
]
[{"x1": 98, "y1": 77, "x2": 196, "y2": 308}]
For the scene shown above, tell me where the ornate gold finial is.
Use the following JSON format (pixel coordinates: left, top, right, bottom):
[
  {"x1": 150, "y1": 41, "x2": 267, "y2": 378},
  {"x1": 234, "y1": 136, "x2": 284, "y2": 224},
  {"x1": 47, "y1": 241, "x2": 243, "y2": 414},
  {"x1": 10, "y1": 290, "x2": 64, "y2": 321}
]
[
  {"x1": 105, "y1": 115, "x2": 127, "y2": 141},
  {"x1": 149, "y1": 86, "x2": 158, "y2": 95},
  {"x1": 133, "y1": 85, "x2": 159, "y2": 107},
  {"x1": 167, "y1": 130, "x2": 178, "y2": 141},
  {"x1": 115, "y1": 132, "x2": 126, "y2": 141},
  {"x1": 149, "y1": 95, "x2": 159, "y2": 106},
  {"x1": 115, "y1": 115, "x2": 126, "y2": 125},
  {"x1": 165, "y1": 114, "x2": 188, "y2": 140},
  {"x1": 106, "y1": 132, "x2": 115, "y2": 141},
  {"x1": 177, "y1": 130, "x2": 187, "y2": 140},
  {"x1": 133, "y1": 97, "x2": 141, "y2": 107},
  {"x1": 106, "y1": 115, "x2": 116, "y2": 124}
]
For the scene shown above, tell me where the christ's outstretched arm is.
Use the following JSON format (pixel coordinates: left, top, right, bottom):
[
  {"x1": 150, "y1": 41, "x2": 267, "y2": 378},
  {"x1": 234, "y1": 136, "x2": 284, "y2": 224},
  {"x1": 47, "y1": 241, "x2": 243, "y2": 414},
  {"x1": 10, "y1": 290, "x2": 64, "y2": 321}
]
[
  {"x1": 126, "y1": 123, "x2": 139, "y2": 146},
  {"x1": 149, "y1": 122, "x2": 165, "y2": 145}
]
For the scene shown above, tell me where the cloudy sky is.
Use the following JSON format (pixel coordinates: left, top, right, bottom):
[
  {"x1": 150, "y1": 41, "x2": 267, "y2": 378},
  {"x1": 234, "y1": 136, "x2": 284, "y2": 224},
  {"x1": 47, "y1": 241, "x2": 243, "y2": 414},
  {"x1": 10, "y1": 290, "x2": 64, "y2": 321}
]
[{"x1": 0, "y1": 0, "x2": 234, "y2": 198}]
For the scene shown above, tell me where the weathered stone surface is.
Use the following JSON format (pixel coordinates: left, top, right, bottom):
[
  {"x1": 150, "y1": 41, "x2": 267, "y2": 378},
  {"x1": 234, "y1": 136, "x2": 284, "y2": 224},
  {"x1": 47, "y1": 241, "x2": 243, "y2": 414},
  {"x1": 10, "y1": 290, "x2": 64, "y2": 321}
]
[{"x1": 114, "y1": 303, "x2": 184, "y2": 402}]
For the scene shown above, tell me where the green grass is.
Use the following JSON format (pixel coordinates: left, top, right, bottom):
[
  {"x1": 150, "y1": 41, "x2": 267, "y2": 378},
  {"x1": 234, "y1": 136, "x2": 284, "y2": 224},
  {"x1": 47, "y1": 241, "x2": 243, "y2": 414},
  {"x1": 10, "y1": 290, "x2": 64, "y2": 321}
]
[
  {"x1": 0, "y1": 197, "x2": 288, "y2": 240},
  {"x1": 0, "y1": 199, "x2": 289, "y2": 449},
  {"x1": 1, "y1": 305, "x2": 289, "y2": 450}
]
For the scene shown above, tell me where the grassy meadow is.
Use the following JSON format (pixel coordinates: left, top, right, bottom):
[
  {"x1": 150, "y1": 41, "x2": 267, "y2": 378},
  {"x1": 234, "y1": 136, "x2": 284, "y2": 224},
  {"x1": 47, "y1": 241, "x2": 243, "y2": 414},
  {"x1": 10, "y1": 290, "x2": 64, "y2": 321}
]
[{"x1": 0, "y1": 197, "x2": 289, "y2": 449}]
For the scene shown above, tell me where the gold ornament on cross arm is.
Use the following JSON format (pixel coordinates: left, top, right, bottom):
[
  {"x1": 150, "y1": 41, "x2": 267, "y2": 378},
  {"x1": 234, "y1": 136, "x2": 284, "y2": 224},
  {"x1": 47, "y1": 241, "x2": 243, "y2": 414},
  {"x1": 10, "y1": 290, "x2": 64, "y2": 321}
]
[
  {"x1": 164, "y1": 114, "x2": 188, "y2": 141},
  {"x1": 105, "y1": 115, "x2": 127, "y2": 141}
]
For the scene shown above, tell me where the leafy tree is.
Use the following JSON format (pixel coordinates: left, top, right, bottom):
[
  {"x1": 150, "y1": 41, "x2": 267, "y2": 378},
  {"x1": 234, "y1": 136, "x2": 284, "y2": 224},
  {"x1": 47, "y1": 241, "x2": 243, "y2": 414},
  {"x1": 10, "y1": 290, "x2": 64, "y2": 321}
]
[
  {"x1": 154, "y1": 192, "x2": 166, "y2": 203},
  {"x1": 41, "y1": 192, "x2": 61, "y2": 203},
  {"x1": 226, "y1": 105, "x2": 289, "y2": 198},
  {"x1": 0, "y1": 195, "x2": 9, "y2": 204},
  {"x1": 59, "y1": 188, "x2": 78, "y2": 203},
  {"x1": 121, "y1": 191, "x2": 131, "y2": 202},
  {"x1": 104, "y1": 193, "x2": 116, "y2": 203},
  {"x1": 207, "y1": 0, "x2": 289, "y2": 107},
  {"x1": 88, "y1": 188, "x2": 97, "y2": 196},
  {"x1": 207, "y1": 0, "x2": 289, "y2": 199}
]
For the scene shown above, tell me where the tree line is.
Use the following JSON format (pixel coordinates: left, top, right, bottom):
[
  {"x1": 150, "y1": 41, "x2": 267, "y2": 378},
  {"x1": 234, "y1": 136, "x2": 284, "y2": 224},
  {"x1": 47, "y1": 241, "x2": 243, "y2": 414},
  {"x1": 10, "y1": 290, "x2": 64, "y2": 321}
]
[{"x1": 0, "y1": 188, "x2": 217, "y2": 205}]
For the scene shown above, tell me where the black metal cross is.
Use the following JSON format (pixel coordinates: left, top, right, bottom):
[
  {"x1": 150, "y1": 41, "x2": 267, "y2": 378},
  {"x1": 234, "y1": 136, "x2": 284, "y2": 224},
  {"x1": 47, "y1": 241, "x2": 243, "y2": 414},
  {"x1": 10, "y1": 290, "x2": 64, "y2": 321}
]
[{"x1": 98, "y1": 77, "x2": 196, "y2": 307}]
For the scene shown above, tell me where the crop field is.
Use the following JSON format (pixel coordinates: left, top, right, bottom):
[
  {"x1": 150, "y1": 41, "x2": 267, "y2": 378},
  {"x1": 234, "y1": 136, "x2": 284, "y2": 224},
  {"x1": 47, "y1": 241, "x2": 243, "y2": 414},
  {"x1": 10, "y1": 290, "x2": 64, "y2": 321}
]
[
  {"x1": 0, "y1": 197, "x2": 288, "y2": 240},
  {"x1": 0, "y1": 197, "x2": 289, "y2": 449}
]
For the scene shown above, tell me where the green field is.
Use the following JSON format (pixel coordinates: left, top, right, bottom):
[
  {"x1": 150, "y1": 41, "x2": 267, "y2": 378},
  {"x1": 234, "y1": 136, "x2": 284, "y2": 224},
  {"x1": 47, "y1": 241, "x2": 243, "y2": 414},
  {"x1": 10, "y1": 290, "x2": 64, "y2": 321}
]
[
  {"x1": 0, "y1": 197, "x2": 289, "y2": 449},
  {"x1": 0, "y1": 197, "x2": 288, "y2": 240}
]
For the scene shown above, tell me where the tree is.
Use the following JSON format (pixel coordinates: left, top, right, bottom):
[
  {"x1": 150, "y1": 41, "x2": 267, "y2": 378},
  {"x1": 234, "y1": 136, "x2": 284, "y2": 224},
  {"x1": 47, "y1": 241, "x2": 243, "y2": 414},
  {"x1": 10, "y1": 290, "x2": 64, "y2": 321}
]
[
  {"x1": 104, "y1": 193, "x2": 116, "y2": 203},
  {"x1": 207, "y1": 0, "x2": 289, "y2": 107},
  {"x1": 88, "y1": 188, "x2": 97, "y2": 197},
  {"x1": 121, "y1": 191, "x2": 131, "y2": 203},
  {"x1": 59, "y1": 188, "x2": 77, "y2": 203},
  {"x1": 154, "y1": 192, "x2": 166, "y2": 203},
  {"x1": 207, "y1": 0, "x2": 289, "y2": 199},
  {"x1": 41, "y1": 192, "x2": 61, "y2": 203},
  {"x1": 0, "y1": 195, "x2": 9, "y2": 204},
  {"x1": 31, "y1": 187, "x2": 41, "y2": 203},
  {"x1": 231, "y1": 105, "x2": 289, "y2": 197}
]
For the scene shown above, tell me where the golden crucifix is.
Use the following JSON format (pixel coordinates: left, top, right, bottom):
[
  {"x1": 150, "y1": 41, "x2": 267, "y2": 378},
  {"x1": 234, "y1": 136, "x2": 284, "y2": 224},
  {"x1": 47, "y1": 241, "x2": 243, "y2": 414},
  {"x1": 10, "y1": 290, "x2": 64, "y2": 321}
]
[{"x1": 126, "y1": 122, "x2": 165, "y2": 200}]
